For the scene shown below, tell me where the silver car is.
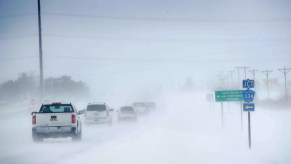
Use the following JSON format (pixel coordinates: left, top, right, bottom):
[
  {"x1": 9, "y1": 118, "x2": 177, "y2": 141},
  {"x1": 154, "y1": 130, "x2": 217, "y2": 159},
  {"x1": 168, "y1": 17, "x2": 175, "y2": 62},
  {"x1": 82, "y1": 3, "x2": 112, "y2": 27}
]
[
  {"x1": 118, "y1": 106, "x2": 137, "y2": 122},
  {"x1": 84, "y1": 102, "x2": 113, "y2": 125}
]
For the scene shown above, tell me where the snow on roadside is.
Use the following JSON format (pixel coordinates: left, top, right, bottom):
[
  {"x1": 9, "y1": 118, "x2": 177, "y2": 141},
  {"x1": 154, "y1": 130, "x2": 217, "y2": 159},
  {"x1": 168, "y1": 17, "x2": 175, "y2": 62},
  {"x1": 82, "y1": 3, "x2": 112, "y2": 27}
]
[
  {"x1": 61, "y1": 91, "x2": 291, "y2": 164},
  {"x1": 0, "y1": 91, "x2": 290, "y2": 164}
]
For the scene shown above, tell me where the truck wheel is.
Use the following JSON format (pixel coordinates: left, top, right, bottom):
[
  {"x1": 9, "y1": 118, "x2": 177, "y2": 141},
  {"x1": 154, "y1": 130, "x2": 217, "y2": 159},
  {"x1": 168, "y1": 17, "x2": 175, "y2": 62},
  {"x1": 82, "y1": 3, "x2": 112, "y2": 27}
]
[
  {"x1": 72, "y1": 129, "x2": 82, "y2": 142},
  {"x1": 32, "y1": 130, "x2": 43, "y2": 143},
  {"x1": 108, "y1": 119, "x2": 113, "y2": 126}
]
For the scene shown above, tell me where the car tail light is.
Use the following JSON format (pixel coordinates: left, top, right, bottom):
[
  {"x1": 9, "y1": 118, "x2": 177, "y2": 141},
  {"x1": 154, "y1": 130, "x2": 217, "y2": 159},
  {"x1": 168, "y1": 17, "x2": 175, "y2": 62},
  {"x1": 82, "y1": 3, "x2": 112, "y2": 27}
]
[
  {"x1": 72, "y1": 114, "x2": 76, "y2": 123},
  {"x1": 32, "y1": 115, "x2": 36, "y2": 124}
]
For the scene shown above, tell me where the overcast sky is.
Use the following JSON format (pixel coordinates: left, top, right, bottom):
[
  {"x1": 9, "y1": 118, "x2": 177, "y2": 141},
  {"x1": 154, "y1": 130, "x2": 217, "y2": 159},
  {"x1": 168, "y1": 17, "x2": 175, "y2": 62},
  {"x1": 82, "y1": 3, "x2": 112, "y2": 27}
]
[{"x1": 0, "y1": 0, "x2": 291, "y2": 94}]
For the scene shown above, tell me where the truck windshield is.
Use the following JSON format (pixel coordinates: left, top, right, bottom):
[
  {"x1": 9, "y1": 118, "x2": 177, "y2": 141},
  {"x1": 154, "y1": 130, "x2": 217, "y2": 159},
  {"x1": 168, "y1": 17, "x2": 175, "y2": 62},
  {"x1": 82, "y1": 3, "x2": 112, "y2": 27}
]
[
  {"x1": 40, "y1": 105, "x2": 73, "y2": 113},
  {"x1": 87, "y1": 104, "x2": 106, "y2": 111}
]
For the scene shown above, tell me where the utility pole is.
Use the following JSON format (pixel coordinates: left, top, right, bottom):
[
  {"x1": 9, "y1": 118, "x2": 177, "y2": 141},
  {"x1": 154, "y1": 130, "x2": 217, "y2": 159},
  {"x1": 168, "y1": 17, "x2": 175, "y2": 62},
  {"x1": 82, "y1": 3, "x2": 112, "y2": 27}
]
[
  {"x1": 235, "y1": 66, "x2": 249, "y2": 83},
  {"x1": 242, "y1": 67, "x2": 249, "y2": 79},
  {"x1": 229, "y1": 70, "x2": 235, "y2": 87},
  {"x1": 235, "y1": 67, "x2": 241, "y2": 88},
  {"x1": 262, "y1": 70, "x2": 273, "y2": 99},
  {"x1": 217, "y1": 71, "x2": 224, "y2": 89},
  {"x1": 38, "y1": 0, "x2": 44, "y2": 101},
  {"x1": 278, "y1": 67, "x2": 291, "y2": 102},
  {"x1": 249, "y1": 69, "x2": 259, "y2": 93},
  {"x1": 249, "y1": 69, "x2": 259, "y2": 81}
]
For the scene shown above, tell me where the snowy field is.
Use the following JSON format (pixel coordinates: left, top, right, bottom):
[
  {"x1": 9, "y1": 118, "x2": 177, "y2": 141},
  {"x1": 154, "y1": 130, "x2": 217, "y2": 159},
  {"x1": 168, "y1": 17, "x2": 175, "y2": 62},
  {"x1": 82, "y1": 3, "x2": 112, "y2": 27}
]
[{"x1": 0, "y1": 91, "x2": 290, "y2": 164}]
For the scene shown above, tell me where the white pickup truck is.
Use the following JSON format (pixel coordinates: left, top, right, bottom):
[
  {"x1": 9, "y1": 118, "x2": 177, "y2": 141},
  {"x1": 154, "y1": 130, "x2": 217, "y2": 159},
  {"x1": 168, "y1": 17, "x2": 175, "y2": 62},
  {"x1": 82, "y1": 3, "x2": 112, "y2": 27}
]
[{"x1": 31, "y1": 102, "x2": 82, "y2": 142}]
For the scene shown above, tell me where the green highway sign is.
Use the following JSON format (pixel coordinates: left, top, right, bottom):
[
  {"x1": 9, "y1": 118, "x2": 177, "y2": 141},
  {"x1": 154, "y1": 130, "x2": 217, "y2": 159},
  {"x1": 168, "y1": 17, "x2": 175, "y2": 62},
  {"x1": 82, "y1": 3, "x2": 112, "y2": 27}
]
[{"x1": 215, "y1": 90, "x2": 244, "y2": 102}]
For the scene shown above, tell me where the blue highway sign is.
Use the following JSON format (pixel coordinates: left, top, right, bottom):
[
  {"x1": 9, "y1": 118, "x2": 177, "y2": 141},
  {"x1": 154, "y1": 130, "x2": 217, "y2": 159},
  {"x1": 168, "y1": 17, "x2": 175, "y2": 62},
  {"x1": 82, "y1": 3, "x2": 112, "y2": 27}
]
[
  {"x1": 243, "y1": 79, "x2": 255, "y2": 88},
  {"x1": 242, "y1": 89, "x2": 255, "y2": 102},
  {"x1": 243, "y1": 103, "x2": 255, "y2": 111}
]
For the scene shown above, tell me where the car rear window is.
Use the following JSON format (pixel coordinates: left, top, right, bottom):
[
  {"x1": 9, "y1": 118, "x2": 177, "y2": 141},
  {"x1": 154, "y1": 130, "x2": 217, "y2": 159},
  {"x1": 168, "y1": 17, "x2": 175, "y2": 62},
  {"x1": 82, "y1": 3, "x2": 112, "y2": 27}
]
[
  {"x1": 87, "y1": 104, "x2": 106, "y2": 111},
  {"x1": 121, "y1": 106, "x2": 134, "y2": 112},
  {"x1": 40, "y1": 105, "x2": 73, "y2": 113}
]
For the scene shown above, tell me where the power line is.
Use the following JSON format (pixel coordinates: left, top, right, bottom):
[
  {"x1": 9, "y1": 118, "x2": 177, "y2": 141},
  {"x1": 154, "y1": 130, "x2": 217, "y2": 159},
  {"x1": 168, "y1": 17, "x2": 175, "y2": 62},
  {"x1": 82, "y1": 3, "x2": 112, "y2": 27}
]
[
  {"x1": 0, "y1": 35, "x2": 37, "y2": 40},
  {"x1": 0, "y1": 13, "x2": 36, "y2": 19},
  {"x1": 1, "y1": 33, "x2": 290, "y2": 43},
  {"x1": 42, "y1": 12, "x2": 291, "y2": 23},
  {"x1": 43, "y1": 33, "x2": 291, "y2": 42},
  {"x1": 0, "y1": 56, "x2": 37, "y2": 60}
]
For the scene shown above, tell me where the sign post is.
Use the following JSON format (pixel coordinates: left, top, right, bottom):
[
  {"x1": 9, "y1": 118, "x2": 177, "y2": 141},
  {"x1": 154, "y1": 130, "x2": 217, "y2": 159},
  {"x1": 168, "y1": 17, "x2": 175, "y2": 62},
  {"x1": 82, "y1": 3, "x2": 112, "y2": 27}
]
[
  {"x1": 221, "y1": 102, "x2": 224, "y2": 128},
  {"x1": 242, "y1": 79, "x2": 255, "y2": 149},
  {"x1": 248, "y1": 111, "x2": 251, "y2": 148},
  {"x1": 206, "y1": 94, "x2": 214, "y2": 118},
  {"x1": 215, "y1": 90, "x2": 244, "y2": 128},
  {"x1": 240, "y1": 102, "x2": 243, "y2": 131}
]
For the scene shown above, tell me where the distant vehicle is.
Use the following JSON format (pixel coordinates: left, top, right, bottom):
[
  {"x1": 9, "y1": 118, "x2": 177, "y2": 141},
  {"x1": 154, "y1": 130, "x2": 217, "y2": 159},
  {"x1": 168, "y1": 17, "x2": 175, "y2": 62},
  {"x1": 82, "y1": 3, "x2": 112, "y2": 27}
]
[
  {"x1": 31, "y1": 102, "x2": 82, "y2": 142},
  {"x1": 132, "y1": 102, "x2": 150, "y2": 115},
  {"x1": 84, "y1": 102, "x2": 113, "y2": 125},
  {"x1": 118, "y1": 106, "x2": 137, "y2": 122},
  {"x1": 146, "y1": 102, "x2": 156, "y2": 111}
]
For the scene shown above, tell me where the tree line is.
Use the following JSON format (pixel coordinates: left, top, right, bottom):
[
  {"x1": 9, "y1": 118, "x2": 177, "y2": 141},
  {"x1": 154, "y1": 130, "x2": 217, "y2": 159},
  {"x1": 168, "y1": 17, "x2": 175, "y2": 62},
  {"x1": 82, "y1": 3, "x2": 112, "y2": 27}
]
[{"x1": 0, "y1": 73, "x2": 90, "y2": 103}]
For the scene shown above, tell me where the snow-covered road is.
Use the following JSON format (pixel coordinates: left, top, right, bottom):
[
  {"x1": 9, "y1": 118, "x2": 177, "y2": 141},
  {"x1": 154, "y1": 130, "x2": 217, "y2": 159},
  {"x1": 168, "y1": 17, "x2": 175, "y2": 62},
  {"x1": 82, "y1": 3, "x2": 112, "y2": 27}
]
[{"x1": 0, "y1": 91, "x2": 290, "y2": 164}]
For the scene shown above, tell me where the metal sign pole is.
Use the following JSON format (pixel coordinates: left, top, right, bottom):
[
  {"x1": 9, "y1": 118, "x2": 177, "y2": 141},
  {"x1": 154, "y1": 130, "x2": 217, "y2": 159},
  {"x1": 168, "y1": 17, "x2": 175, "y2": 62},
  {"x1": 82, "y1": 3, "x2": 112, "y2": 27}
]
[
  {"x1": 209, "y1": 100, "x2": 212, "y2": 118},
  {"x1": 221, "y1": 102, "x2": 224, "y2": 129},
  {"x1": 242, "y1": 79, "x2": 255, "y2": 149},
  {"x1": 240, "y1": 102, "x2": 243, "y2": 132},
  {"x1": 248, "y1": 111, "x2": 251, "y2": 149}
]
